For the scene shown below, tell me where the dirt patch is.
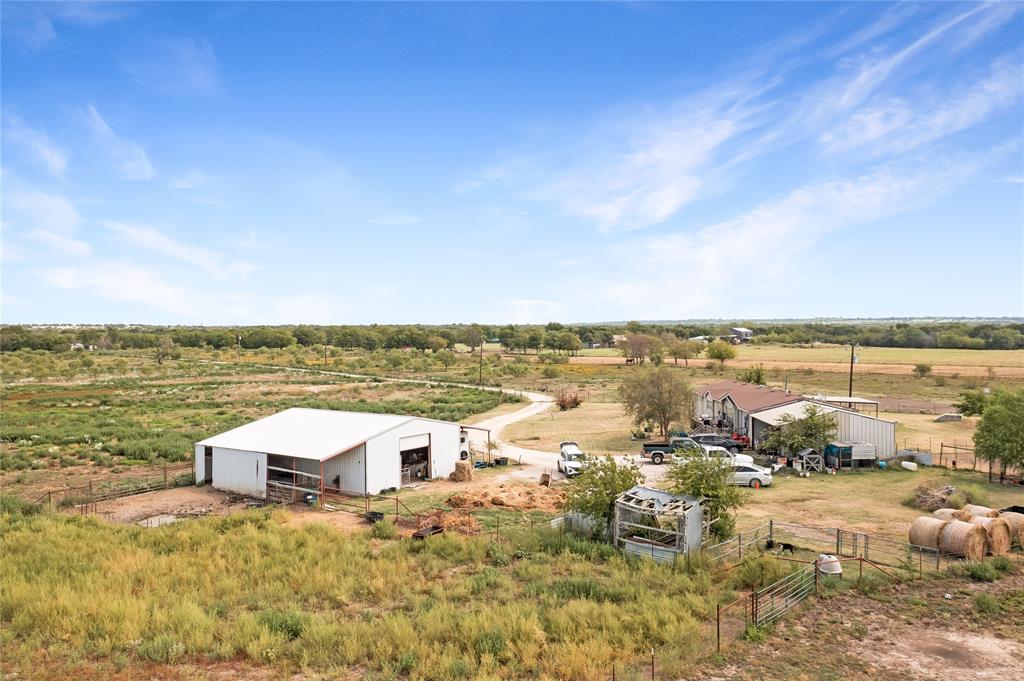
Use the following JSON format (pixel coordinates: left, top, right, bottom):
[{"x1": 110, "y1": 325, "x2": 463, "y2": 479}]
[
  {"x1": 408, "y1": 508, "x2": 482, "y2": 534},
  {"x1": 90, "y1": 486, "x2": 249, "y2": 524},
  {"x1": 448, "y1": 482, "x2": 565, "y2": 512}
]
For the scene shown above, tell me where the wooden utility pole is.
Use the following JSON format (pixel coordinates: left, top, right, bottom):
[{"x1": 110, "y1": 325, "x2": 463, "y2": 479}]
[
  {"x1": 478, "y1": 342, "x2": 484, "y2": 384},
  {"x1": 848, "y1": 342, "x2": 856, "y2": 397}
]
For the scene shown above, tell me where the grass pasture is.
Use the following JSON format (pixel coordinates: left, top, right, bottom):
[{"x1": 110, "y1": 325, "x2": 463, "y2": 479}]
[
  {"x1": 0, "y1": 508, "x2": 734, "y2": 681},
  {"x1": 503, "y1": 401, "x2": 637, "y2": 456}
]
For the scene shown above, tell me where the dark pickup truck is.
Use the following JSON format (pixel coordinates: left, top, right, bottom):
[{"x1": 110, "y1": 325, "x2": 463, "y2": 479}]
[{"x1": 640, "y1": 436, "x2": 700, "y2": 464}]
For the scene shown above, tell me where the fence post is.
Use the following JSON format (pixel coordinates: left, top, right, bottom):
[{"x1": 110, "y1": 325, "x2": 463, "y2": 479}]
[
  {"x1": 650, "y1": 648, "x2": 655, "y2": 680},
  {"x1": 716, "y1": 602, "x2": 721, "y2": 653},
  {"x1": 768, "y1": 519, "x2": 773, "y2": 543},
  {"x1": 859, "y1": 557, "x2": 863, "y2": 580},
  {"x1": 835, "y1": 529, "x2": 841, "y2": 556},
  {"x1": 738, "y1": 532, "x2": 742, "y2": 561},
  {"x1": 814, "y1": 560, "x2": 820, "y2": 596},
  {"x1": 864, "y1": 534, "x2": 870, "y2": 561},
  {"x1": 164, "y1": 466, "x2": 168, "y2": 486}
]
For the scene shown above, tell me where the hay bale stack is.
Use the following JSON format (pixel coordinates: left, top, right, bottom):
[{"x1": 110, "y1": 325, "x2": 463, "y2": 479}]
[
  {"x1": 932, "y1": 508, "x2": 971, "y2": 522},
  {"x1": 939, "y1": 520, "x2": 987, "y2": 561},
  {"x1": 963, "y1": 503, "x2": 999, "y2": 518},
  {"x1": 969, "y1": 516, "x2": 1012, "y2": 556},
  {"x1": 909, "y1": 516, "x2": 948, "y2": 549},
  {"x1": 1000, "y1": 511, "x2": 1024, "y2": 548},
  {"x1": 449, "y1": 460, "x2": 474, "y2": 483}
]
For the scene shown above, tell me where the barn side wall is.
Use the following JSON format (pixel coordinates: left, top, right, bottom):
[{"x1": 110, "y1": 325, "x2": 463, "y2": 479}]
[{"x1": 211, "y1": 447, "x2": 267, "y2": 498}]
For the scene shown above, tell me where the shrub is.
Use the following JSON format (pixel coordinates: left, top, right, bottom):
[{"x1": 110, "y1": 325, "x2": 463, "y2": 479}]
[
  {"x1": 137, "y1": 634, "x2": 186, "y2": 663},
  {"x1": 991, "y1": 555, "x2": 1013, "y2": 573},
  {"x1": 541, "y1": 366, "x2": 560, "y2": 379},
  {"x1": 728, "y1": 555, "x2": 792, "y2": 590},
  {"x1": 257, "y1": 609, "x2": 307, "y2": 640},
  {"x1": 473, "y1": 629, "x2": 506, "y2": 658},
  {"x1": 974, "y1": 593, "x2": 1002, "y2": 615},
  {"x1": 0, "y1": 495, "x2": 42, "y2": 516},
  {"x1": 370, "y1": 518, "x2": 397, "y2": 540},
  {"x1": 963, "y1": 561, "x2": 999, "y2": 582},
  {"x1": 960, "y1": 484, "x2": 990, "y2": 507}
]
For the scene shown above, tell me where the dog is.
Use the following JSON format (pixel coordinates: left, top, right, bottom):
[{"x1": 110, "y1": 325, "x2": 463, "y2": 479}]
[{"x1": 765, "y1": 539, "x2": 796, "y2": 555}]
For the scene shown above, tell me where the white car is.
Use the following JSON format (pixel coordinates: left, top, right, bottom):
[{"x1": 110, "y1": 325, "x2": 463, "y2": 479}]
[
  {"x1": 558, "y1": 441, "x2": 585, "y2": 476},
  {"x1": 730, "y1": 463, "x2": 773, "y2": 488},
  {"x1": 702, "y1": 445, "x2": 754, "y2": 467}
]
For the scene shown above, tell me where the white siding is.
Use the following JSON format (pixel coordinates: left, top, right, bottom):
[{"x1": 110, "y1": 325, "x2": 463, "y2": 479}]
[
  {"x1": 323, "y1": 444, "x2": 365, "y2": 494},
  {"x1": 362, "y1": 419, "x2": 462, "y2": 494},
  {"x1": 212, "y1": 447, "x2": 267, "y2": 498},
  {"x1": 834, "y1": 411, "x2": 896, "y2": 459},
  {"x1": 194, "y1": 444, "x2": 205, "y2": 484},
  {"x1": 399, "y1": 434, "x2": 430, "y2": 450}
]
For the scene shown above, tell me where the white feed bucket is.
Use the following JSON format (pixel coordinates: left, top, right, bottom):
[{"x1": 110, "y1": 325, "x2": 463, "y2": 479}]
[{"x1": 817, "y1": 554, "x2": 843, "y2": 575}]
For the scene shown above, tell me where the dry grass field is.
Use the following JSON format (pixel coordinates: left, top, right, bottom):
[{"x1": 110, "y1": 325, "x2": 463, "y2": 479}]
[
  {"x1": 732, "y1": 467, "x2": 1023, "y2": 540},
  {"x1": 503, "y1": 401, "x2": 637, "y2": 455}
]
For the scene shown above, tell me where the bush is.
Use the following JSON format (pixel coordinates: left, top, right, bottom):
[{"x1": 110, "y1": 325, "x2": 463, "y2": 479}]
[
  {"x1": 0, "y1": 495, "x2": 42, "y2": 516},
  {"x1": 728, "y1": 555, "x2": 791, "y2": 590},
  {"x1": 960, "y1": 484, "x2": 990, "y2": 508},
  {"x1": 137, "y1": 634, "x2": 186, "y2": 663},
  {"x1": 963, "y1": 561, "x2": 999, "y2": 582},
  {"x1": 370, "y1": 518, "x2": 397, "y2": 539},
  {"x1": 257, "y1": 609, "x2": 307, "y2": 640},
  {"x1": 991, "y1": 555, "x2": 1013, "y2": 573},
  {"x1": 974, "y1": 593, "x2": 1002, "y2": 615}
]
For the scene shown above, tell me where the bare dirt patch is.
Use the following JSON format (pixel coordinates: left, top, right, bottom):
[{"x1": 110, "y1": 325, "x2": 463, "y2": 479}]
[{"x1": 90, "y1": 486, "x2": 250, "y2": 524}]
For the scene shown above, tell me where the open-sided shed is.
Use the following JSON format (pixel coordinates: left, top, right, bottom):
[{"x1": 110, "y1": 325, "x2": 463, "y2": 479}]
[{"x1": 194, "y1": 408, "x2": 472, "y2": 501}]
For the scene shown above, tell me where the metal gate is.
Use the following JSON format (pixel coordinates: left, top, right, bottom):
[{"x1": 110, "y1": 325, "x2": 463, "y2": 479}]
[{"x1": 750, "y1": 564, "x2": 816, "y2": 626}]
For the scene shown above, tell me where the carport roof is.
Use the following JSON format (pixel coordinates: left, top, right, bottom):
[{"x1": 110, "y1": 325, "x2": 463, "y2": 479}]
[
  {"x1": 749, "y1": 401, "x2": 837, "y2": 426},
  {"x1": 197, "y1": 408, "x2": 428, "y2": 461}
]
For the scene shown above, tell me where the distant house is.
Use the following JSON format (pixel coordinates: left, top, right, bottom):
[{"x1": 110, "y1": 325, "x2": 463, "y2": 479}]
[
  {"x1": 70, "y1": 343, "x2": 95, "y2": 351},
  {"x1": 694, "y1": 380, "x2": 803, "y2": 435},
  {"x1": 729, "y1": 327, "x2": 754, "y2": 342}
]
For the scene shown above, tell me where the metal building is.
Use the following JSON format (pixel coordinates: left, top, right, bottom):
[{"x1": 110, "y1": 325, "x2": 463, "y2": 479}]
[
  {"x1": 194, "y1": 408, "x2": 471, "y2": 501},
  {"x1": 747, "y1": 399, "x2": 896, "y2": 459}
]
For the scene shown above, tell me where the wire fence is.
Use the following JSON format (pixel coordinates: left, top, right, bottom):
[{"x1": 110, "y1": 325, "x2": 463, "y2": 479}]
[{"x1": 33, "y1": 463, "x2": 194, "y2": 509}]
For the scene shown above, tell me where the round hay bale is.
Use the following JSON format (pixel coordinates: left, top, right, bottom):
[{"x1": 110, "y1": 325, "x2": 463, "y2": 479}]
[
  {"x1": 932, "y1": 508, "x2": 960, "y2": 521},
  {"x1": 999, "y1": 511, "x2": 1024, "y2": 548},
  {"x1": 963, "y1": 503, "x2": 999, "y2": 518},
  {"x1": 909, "y1": 516, "x2": 948, "y2": 549},
  {"x1": 939, "y1": 520, "x2": 986, "y2": 561},
  {"x1": 969, "y1": 516, "x2": 1012, "y2": 556}
]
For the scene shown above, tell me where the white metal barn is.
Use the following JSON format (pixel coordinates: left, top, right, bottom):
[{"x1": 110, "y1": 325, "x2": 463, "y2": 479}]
[
  {"x1": 747, "y1": 400, "x2": 897, "y2": 459},
  {"x1": 194, "y1": 408, "x2": 469, "y2": 501}
]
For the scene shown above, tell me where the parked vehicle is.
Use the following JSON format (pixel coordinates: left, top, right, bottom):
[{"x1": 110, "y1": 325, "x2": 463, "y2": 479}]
[
  {"x1": 730, "y1": 463, "x2": 773, "y2": 488},
  {"x1": 640, "y1": 437, "x2": 702, "y2": 464},
  {"x1": 702, "y1": 445, "x2": 754, "y2": 467},
  {"x1": 691, "y1": 434, "x2": 743, "y2": 453},
  {"x1": 558, "y1": 441, "x2": 585, "y2": 476}
]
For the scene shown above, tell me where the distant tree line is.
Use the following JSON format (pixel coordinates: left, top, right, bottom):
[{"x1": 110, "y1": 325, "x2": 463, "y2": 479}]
[{"x1": 2, "y1": 320, "x2": 1022, "y2": 353}]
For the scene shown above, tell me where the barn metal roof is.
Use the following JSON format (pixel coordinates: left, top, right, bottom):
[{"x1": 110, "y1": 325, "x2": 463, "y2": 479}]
[
  {"x1": 749, "y1": 401, "x2": 837, "y2": 426},
  {"x1": 699, "y1": 380, "x2": 803, "y2": 413},
  {"x1": 196, "y1": 408, "x2": 447, "y2": 461}
]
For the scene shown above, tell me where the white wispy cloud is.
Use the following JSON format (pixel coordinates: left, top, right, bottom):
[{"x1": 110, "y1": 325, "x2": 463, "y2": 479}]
[
  {"x1": 27, "y1": 230, "x2": 91, "y2": 257},
  {"x1": 3, "y1": 114, "x2": 69, "y2": 179},
  {"x1": 84, "y1": 105, "x2": 155, "y2": 180},
  {"x1": 40, "y1": 264, "x2": 196, "y2": 317},
  {"x1": 171, "y1": 168, "x2": 212, "y2": 189},
  {"x1": 5, "y1": 186, "x2": 80, "y2": 233},
  {"x1": 605, "y1": 155, "x2": 990, "y2": 315},
  {"x1": 1, "y1": 2, "x2": 129, "y2": 49},
  {"x1": 101, "y1": 221, "x2": 254, "y2": 277},
  {"x1": 119, "y1": 38, "x2": 221, "y2": 96},
  {"x1": 366, "y1": 214, "x2": 420, "y2": 226}
]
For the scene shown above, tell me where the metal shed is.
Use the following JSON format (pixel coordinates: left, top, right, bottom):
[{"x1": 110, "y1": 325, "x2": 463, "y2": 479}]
[
  {"x1": 194, "y1": 408, "x2": 470, "y2": 501},
  {"x1": 612, "y1": 486, "x2": 704, "y2": 564}
]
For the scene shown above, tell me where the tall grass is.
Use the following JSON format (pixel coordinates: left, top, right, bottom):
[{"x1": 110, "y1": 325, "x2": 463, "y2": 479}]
[{"x1": 0, "y1": 510, "x2": 720, "y2": 679}]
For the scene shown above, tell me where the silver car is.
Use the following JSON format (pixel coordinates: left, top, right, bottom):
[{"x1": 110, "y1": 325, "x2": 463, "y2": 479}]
[{"x1": 730, "y1": 463, "x2": 772, "y2": 488}]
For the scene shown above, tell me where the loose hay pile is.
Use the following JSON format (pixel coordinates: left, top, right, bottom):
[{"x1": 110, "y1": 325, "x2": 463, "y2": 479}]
[
  {"x1": 908, "y1": 485, "x2": 958, "y2": 512},
  {"x1": 968, "y1": 516, "x2": 1012, "y2": 556},
  {"x1": 939, "y1": 519, "x2": 987, "y2": 561},
  {"x1": 447, "y1": 483, "x2": 565, "y2": 513},
  {"x1": 909, "y1": 516, "x2": 948, "y2": 549},
  {"x1": 414, "y1": 508, "x2": 481, "y2": 534},
  {"x1": 964, "y1": 503, "x2": 1000, "y2": 518}
]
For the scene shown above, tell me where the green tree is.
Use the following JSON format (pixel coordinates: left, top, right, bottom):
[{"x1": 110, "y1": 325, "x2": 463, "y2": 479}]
[
  {"x1": 425, "y1": 335, "x2": 448, "y2": 353},
  {"x1": 462, "y1": 324, "x2": 485, "y2": 351},
  {"x1": 564, "y1": 455, "x2": 644, "y2": 528},
  {"x1": 665, "y1": 454, "x2": 747, "y2": 541},
  {"x1": 668, "y1": 339, "x2": 702, "y2": 366},
  {"x1": 619, "y1": 366, "x2": 693, "y2": 436},
  {"x1": 706, "y1": 339, "x2": 737, "y2": 366},
  {"x1": 760, "y1": 404, "x2": 838, "y2": 454},
  {"x1": 154, "y1": 336, "x2": 179, "y2": 365},
  {"x1": 436, "y1": 350, "x2": 456, "y2": 372},
  {"x1": 913, "y1": 363, "x2": 933, "y2": 378},
  {"x1": 954, "y1": 389, "x2": 990, "y2": 417},
  {"x1": 738, "y1": 364, "x2": 767, "y2": 385},
  {"x1": 974, "y1": 389, "x2": 1024, "y2": 478},
  {"x1": 292, "y1": 325, "x2": 325, "y2": 346}
]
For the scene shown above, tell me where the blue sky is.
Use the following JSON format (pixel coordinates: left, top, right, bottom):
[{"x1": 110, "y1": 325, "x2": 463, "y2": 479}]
[{"x1": 2, "y1": 2, "x2": 1022, "y2": 324}]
